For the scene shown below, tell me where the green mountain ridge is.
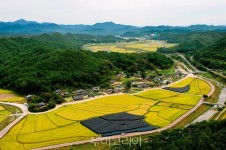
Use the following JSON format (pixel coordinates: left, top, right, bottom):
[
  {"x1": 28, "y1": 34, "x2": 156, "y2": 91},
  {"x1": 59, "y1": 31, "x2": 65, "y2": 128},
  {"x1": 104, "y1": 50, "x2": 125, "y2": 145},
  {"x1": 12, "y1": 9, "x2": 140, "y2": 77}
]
[{"x1": 0, "y1": 33, "x2": 173, "y2": 94}]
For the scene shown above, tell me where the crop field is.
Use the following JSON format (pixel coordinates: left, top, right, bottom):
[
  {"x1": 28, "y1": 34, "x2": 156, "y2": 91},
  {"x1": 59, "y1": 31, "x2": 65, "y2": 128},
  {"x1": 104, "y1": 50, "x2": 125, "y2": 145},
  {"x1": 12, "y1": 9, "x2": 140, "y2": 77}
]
[
  {"x1": 0, "y1": 104, "x2": 23, "y2": 132},
  {"x1": 0, "y1": 89, "x2": 24, "y2": 103},
  {"x1": 169, "y1": 77, "x2": 211, "y2": 95},
  {"x1": 83, "y1": 40, "x2": 177, "y2": 53},
  {"x1": 0, "y1": 105, "x2": 11, "y2": 120},
  {"x1": 0, "y1": 77, "x2": 211, "y2": 149}
]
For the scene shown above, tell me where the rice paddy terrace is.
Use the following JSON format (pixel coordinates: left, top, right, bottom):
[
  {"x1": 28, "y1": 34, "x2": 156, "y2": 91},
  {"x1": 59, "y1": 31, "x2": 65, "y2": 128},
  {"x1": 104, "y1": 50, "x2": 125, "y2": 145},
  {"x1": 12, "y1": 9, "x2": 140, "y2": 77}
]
[
  {"x1": 0, "y1": 77, "x2": 212, "y2": 150},
  {"x1": 83, "y1": 40, "x2": 176, "y2": 53},
  {"x1": 0, "y1": 106, "x2": 11, "y2": 123},
  {"x1": 0, "y1": 89, "x2": 24, "y2": 103}
]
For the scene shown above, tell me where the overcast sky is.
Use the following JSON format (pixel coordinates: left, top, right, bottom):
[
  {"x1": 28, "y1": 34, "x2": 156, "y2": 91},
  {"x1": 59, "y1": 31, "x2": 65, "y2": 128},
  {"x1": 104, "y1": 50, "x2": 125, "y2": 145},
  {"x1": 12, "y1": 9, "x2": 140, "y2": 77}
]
[{"x1": 0, "y1": 0, "x2": 226, "y2": 26}]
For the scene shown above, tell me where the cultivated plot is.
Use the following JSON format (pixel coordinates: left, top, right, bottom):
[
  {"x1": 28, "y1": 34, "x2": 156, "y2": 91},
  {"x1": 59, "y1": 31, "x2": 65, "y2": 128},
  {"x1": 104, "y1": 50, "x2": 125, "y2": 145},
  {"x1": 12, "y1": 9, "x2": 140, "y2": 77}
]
[
  {"x1": 0, "y1": 89, "x2": 24, "y2": 103},
  {"x1": 83, "y1": 40, "x2": 177, "y2": 53},
  {"x1": 0, "y1": 77, "x2": 211, "y2": 149}
]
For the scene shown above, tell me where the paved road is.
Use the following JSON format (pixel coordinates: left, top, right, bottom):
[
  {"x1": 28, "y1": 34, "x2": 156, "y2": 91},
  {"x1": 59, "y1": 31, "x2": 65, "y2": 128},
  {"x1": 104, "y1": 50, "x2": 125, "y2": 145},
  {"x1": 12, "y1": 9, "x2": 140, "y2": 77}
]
[
  {"x1": 33, "y1": 98, "x2": 205, "y2": 150},
  {"x1": 175, "y1": 55, "x2": 225, "y2": 125},
  {"x1": 218, "y1": 88, "x2": 226, "y2": 106},
  {"x1": 0, "y1": 67, "x2": 216, "y2": 150},
  {"x1": 32, "y1": 75, "x2": 215, "y2": 150},
  {"x1": 190, "y1": 88, "x2": 226, "y2": 124},
  {"x1": 178, "y1": 54, "x2": 199, "y2": 73},
  {"x1": 0, "y1": 102, "x2": 28, "y2": 139},
  {"x1": 0, "y1": 102, "x2": 28, "y2": 114},
  {"x1": 190, "y1": 56, "x2": 226, "y2": 79}
]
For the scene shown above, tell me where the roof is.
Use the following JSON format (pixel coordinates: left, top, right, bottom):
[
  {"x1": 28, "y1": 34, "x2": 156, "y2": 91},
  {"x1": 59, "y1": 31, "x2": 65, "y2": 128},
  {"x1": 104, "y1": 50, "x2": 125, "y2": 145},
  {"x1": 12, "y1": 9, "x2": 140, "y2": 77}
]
[
  {"x1": 77, "y1": 89, "x2": 85, "y2": 92},
  {"x1": 73, "y1": 95, "x2": 84, "y2": 100}
]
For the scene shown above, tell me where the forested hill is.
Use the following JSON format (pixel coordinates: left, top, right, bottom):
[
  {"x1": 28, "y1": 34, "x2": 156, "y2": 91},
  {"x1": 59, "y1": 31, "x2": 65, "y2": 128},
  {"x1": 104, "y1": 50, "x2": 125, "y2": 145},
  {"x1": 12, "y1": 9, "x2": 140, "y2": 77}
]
[
  {"x1": 0, "y1": 33, "x2": 124, "y2": 63},
  {"x1": 193, "y1": 37, "x2": 226, "y2": 70},
  {"x1": 157, "y1": 32, "x2": 226, "y2": 53},
  {"x1": 112, "y1": 119, "x2": 226, "y2": 150},
  {"x1": 0, "y1": 33, "x2": 173, "y2": 94},
  {"x1": 157, "y1": 32, "x2": 226, "y2": 71}
]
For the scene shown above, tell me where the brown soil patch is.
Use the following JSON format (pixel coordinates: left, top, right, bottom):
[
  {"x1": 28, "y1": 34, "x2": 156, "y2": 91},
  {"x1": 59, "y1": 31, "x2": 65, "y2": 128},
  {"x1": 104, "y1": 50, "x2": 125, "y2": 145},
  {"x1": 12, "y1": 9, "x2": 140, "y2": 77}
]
[{"x1": 0, "y1": 94, "x2": 15, "y2": 99}]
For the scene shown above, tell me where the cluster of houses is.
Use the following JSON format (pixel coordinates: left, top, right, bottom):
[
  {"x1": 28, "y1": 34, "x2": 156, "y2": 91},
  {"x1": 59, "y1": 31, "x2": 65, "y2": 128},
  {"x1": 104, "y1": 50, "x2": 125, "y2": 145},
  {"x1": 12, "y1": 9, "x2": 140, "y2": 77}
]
[
  {"x1": 25, "y1": 69, "x2": 187, "y2": 105},
  {"x1": 55, "y1": 86, "x2": 101, "y2": 101},
  {"x1": 68, "y1": 69, "x2": 185, "y2": 101}
]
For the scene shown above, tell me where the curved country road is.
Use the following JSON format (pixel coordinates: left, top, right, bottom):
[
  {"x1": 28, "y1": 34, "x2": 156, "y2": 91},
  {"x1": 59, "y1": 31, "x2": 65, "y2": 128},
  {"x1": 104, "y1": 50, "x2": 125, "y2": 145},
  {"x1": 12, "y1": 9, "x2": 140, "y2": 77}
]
[
  {"x1": 32, "y1": 75, "x2": 215, "y2": 150},
  {"x1": 0, "y1": 102, "x2": 28, "y2": 139},
  {"x1": 0, "y1": 69, "x2": 215, "y2": 149}
]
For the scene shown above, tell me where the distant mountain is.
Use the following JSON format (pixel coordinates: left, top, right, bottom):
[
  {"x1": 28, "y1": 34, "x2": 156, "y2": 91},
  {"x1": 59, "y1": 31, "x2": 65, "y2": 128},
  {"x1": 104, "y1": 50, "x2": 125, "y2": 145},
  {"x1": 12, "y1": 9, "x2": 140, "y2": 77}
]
[
  {"x1": 0, "y1": 19, "x2": 226, "y2": 36},
  {"x1": 121, "y1": 25, "x2": 226, "y2": 37},
  {"x1": 0, "y1": 19, "x2": 138, "y2": 35}
]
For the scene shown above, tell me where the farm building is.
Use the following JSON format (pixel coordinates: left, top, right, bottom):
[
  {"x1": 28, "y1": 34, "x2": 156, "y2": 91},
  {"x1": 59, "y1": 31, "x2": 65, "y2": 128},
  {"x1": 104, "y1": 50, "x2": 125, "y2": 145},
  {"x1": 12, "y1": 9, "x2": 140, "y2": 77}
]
[
  {"x1": 106, "y1": 89, "x2": 113, "y2": 94},
  {"x1": 76, "y1": 89, "x2": 87, "y2": 95},
  {"x1": 25, "y1": 95, "x2": 33, "y2": 100},
  {"x1": 137, "y1": 83, "x2": 149, "y2": 88},
  {"x1": 73, "y1": 95, "x2": 85, "y2": 101},
  {"x1": 92, "y1": 87, "x2": 100, "y2": 92},
  {"x1": 38, "y1": 102, "x2": 46, "y2": 107},
  {"x1": 55, "y1": 89, "x2": 61, "y2": 94}
]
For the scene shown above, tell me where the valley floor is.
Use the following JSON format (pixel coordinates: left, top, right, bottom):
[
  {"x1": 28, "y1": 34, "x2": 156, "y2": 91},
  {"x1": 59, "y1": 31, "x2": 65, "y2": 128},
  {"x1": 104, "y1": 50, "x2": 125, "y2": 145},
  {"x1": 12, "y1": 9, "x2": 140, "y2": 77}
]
[{"x1": 0, "y1": 71, "x2": 214, "y2": 150}]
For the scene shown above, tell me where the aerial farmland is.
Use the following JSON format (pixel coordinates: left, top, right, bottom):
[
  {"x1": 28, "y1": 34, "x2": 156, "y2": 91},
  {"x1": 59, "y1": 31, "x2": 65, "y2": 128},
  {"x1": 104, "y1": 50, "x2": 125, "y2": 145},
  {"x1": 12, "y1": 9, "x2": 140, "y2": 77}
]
[
  {"x1": 0, "y1": 77, "x2": 212, "y2": 149},
  {"x1": 83, "y1": 40, "x2": 177, "y2": 53}
]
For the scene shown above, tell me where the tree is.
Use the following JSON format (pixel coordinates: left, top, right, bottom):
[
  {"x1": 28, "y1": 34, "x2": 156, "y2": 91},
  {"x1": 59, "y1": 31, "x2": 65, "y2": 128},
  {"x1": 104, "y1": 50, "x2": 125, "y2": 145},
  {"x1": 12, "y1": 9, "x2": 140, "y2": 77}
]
[
  {"x1": 125, "y1": 81, "x2": 132, "y2": 92},
  {"x1": 140, "y1": 71, "x2": 146, "y2": 80}
]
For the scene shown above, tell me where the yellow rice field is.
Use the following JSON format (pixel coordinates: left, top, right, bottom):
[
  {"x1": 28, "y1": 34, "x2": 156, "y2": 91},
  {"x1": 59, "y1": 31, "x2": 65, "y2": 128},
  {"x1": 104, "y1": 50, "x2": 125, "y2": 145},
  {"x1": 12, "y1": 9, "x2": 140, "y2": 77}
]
[
  {"x1": 83, "y1": 40, "x2": 177, "y2": 53},
  {"x1": 0, "y1": 77, "x2": 211, "y2": 149},
  {"x1": 0, "y1": 89, "x2": 24, "y2": 103}
]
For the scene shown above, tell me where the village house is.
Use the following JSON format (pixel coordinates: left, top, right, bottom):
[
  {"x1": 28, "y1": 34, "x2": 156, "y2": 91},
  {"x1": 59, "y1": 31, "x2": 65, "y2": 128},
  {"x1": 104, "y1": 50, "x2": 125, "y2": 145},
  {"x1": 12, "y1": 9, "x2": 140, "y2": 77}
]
[
  {"x1": 116, "y1": 72, "x2": 125, "y2": 78},
  {"x1": 55, "y1": 89, "x2": 61, "y2": 94},
  {"x1": 76, "y1": 89, "x2": 87, "y2": 95},
  {"x1": 92, "y1": 86, "x2": 100, "y2": 92},
  {"x1": 73, "y1": 95, "x2": 89, "y2": 101},
  {"x1": 25, "y1": 95, "x2": 33, "y2": 100},
  {"x1": 161, "y1": 80, "x2": 170, "y2": 85},
  {"x1": 61, "y1": 92, "x2": 70, "y2": 97},
  {"x1": 137, "y1": 83, "x2": 149, "y2": 88},
  {"x1": 110, "y1": 79, "x2": 116, "y2": 84},
  {"x1": 106, "y1": 89, "x2": 113, "y2": 94},
  {"x1": 38, "y1": 102, "x2": 46, "y2": 108},
  {"x1": 114, "y1": 85, "x2": 125, "y2": 92}
]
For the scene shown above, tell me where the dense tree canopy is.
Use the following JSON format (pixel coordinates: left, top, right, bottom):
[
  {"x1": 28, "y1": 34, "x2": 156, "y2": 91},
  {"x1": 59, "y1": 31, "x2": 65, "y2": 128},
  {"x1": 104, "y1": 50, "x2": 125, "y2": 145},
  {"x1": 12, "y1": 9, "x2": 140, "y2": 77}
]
[
  {"x1": 157, "y1": 32, "x2": 226, "y2": 71},
  {"x1": 0, "y1": 33, "x2": 173, "y2": 94},
  {"x1": 112, "y1": 119, "x2": 226, "y2": 150},
  {"x1": 194, "y1": 37, "x2": 226, "y2": 70}
]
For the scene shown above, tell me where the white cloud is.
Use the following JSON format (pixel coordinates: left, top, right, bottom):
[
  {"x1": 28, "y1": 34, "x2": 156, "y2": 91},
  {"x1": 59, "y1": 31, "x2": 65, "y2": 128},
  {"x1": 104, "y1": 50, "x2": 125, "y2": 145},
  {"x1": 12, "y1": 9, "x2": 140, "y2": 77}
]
[{"x1": 0, "y1": 0, "x2": 225, "y2": 26}]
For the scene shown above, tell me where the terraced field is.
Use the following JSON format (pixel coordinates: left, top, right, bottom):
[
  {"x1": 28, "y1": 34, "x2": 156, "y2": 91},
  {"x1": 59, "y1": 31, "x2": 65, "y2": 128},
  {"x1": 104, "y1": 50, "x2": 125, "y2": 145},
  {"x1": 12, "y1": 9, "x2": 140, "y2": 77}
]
[
  {"x1": 0, "y1": 104, "x2": 22, "y2": 133},
  {"x1": 0, "y1": 106, "x2": 11, "y2": 123},
  {"x1": 0, "y1": 89, "x2": 24, "y2": 103},
  {"x1": 83, "y1": 40, "x2": 176, "y2": 53},
  {"x1": 0, "y1": 77, "x2": 211, "y2": 149}
]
